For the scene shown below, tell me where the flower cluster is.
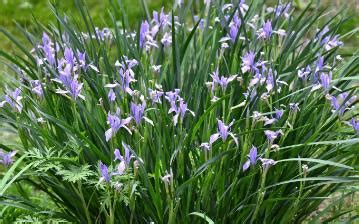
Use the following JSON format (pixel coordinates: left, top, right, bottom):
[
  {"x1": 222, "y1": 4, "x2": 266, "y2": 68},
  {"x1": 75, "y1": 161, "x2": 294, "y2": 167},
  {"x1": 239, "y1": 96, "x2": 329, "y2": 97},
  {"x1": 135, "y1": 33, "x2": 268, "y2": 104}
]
[
  {"x1": 139, "y1": 8, "x2": 175, "y2": 50},
  {"x1": 99, "y1": 142, "x2": 133, "y2": 183}
]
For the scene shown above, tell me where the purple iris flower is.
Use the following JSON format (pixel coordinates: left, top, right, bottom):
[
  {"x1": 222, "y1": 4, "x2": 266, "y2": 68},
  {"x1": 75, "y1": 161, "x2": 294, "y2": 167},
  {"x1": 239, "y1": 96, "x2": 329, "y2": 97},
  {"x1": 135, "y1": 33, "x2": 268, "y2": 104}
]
[
  {"x1": 94, "y1": 27, "x2": 112, "y2": 41},
  {"x1": 229, "y1": 22, "x2": 239, "y2": 42},
  {"x1": 69, "y1": 79, "x2": 84, "y2": 100},
  {"x1": 350, "y1": 118, "x2": 359, "y2": 135},
  {"x1": 140, "y1": 20, "x2": 150, "y2": 48},
  {"x1": 274, "y1": 108, "x2": 284, "y2": 120},
  {"x1": 0, "y1": 150, "x2": 17, "y2": 167},
  {"x1": 105, "y1": 108, "x2": 132, "y2": 141},
  {"x1": 159, "y1": 7, "x2": 170, "y2": 27},
  {"x1": 115, "y1": 58, "x2": 138, "y2": 95},
  {"x1": 324, "y1": 35, "x2": 343, "y2": 50},
  {"x1": 243, "y1": 88, "x2": 257, "y2": 101},
  {"x1": 260, "y1": 158, "x2": 277, "y2": 170},
  {"x1": 178, "y1": 98, "x2": 194, "y2": 119},
  {"x1": 264, "y1": 130, "x2": 281, "y2": 143},
  {"x1": 0, "y1": 88, "x2": 23, "y2": 112},
  {"x1": 165, "y1": 89, "x2": 180, "y2": 102},
  {"x1": 168, "y1": 97, "x2": 195, "y2": 126},
  {"x1": 241, "y1": 51, "x2": 257, "y2": 73},
  {"x1": 31, "y1": 80, "x2": 44, "y2": 97},
  {"x1": 243, "y1": 146, "x2": 258, "y2": 171},
  {"x1": 165, "y1": 89, "x2": 181, "y2": 113},
  {"x1": 114, "y1": 142, "x2": 132, "y2": 166},
  {"x1": 289, "y1": 103, "x2": 300, "y2": 112},
  {"x1": 298, "y1": 65, "x2": 311, "y2": 80},
  {"x1": 315, "y1": 26, "x2": 330, "y2": 41},
  {"x1": 77, "y1": 50, "x2": 87, "y2": 70},
  {"x1": 320, "y1": 72, "x2": 331, "y2": 90},
  {"x1": 258, "y1": 20, "x2": 272, "y2": 39},
  {"x1": 266, "y1": 69, "x2": 275, "y2": 92},
  {"x1": 42, "y1": 32, "x2": 51, "y2": 46},
  {"x1": 99, "y1": 161, "x2": 110, "y2": 183},
  {"x1": 64, "y1": 47, "x2": 75, "y2": 68},
  {"x1": 41, "y1": 32, "x2": 55, "y2": 65},
  {"x1": 130, "y1": 102, "x2": 146, "y2": 125},
  {"x1": 330, "y1": 93, "x2": 357, "y2": 116},
  {"x1": 274, "y1": 3, "x2": 291, "y2": 18},
  {"x1": 108, "y1": 89, "x2": 116, "y2": 102},
  {"x1": 55, "y1": 64, "x2": 85, "y2": 100},
  {"x1": 210, "y1": 119, "x2": 238, "y2": 146},
  {"x1": 210, "y1": 69, "x2": 237, "y2": 92},
  {"x1": 148, "y1": 88, "x2": 164, "y2": 104},
  {"x1": 330, "y1": 96, "x2": 343, "y2": 115},
  {"x1": 161, "y1": 32, "x2": 172, "y2": 46},
  {"x1": 315, "y1": 56, "x2": 324, "y2": 82},
  {"x1": 58, "y1": 64, "x2": 73, "y2": 87}
]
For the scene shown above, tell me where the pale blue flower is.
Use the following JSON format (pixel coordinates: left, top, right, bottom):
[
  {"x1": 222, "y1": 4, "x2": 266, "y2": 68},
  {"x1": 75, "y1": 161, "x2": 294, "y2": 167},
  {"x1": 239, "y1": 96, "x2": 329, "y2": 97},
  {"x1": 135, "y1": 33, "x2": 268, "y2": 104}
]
[
  {"x1": 0, "y1": 150, "x2": 17, "y2": 167},
  {"x1": 210, "y1": 119, "x2": 238, "y2": 146},
  {"x1": 105, "y1": 108, "x2": 132, "y2": 141},
  {"x1": 243, "y1": 146, "x2": 258, "y2": 171}
]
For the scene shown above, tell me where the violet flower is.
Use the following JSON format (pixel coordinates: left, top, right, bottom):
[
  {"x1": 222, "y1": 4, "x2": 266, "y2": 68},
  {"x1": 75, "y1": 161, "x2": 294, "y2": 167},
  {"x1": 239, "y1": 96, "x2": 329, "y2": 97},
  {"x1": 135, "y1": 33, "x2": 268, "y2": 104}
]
[
  {"x1": 243, "y1": 88, "x2": 257, "y2": 101},
  {"x1": 210, "y1": 119, "x2": 238, "y2": 146},
  {"x1": 99, "y1": 161, "x2": 110, "y2": 183},
  {"x1": 58, "y1": 64, "x2": 73, "y2": 87},
  {"x1": 315, "y1": 26, "x2": 330, "y2": 41},
  {"x1": 323, "y1": 35, "x2": 343, "y2": 51},
  {"x1": 298, "y1": 66, "x2": 311, "y2": 80},
  {"x1": 64, "y1": 47, "x2": 75, "y2": 68},
  {"x1": 241, "y1": 51, "x2": 257, "y2": 73},
  {"x1": 243, "y1": 146, "x2": 258, "y2": 171},
  {"x1": 148, "y1": 88, "x2": 164, "y2": 104},
  {"x1": 0, "y1": 88, "x2": 23, "y2": 112},
  {"x1": 108, "y1": 89, "x2": 116, "y2": 102},
  {"x1": 258, "y1": 20, "x2": 272, "y2": 39},
  {"x1": 105, "y1": 108, "x2": 132, "y2": 141},
  {"x1": 260, "y1": 158, "x2": 277, "y2": 170},
  {"x1": 0, "y1": 150, "x2": 17, "y2": 167},
  {"x1": 140, "y1": 20, "x2": 150, "y2": 48},
  {"x1": 210, "y1": 69, "x2": 237, "y2": 93},
  {"x1": 169, "y1": 97, "x2": 195, "y2": 126},
  {"x1": 166, "y1": 90, "x2": 194, "y2": 126},
  {"x1": 31, "y1": 80, "x2": 44, "y2": 97},
  {"x1": 289, "y1": 103, "x2": 300, "y2": 112},
  {"x1": 274, "y1": 108, "x2": 284, "y2": 120},
  {"x1": 40, "y1": 32, "x2": 55, "y2": 65},
  {"x1": 161, "y1": 32, "x2": 172, "y2": 47},
  {"x1": 264, "y1": 130, "x2": 281, "y2": 143},
  {"x1": 274, "y1": 3, "x2": 291, "y2": 18},
  {"x1": 320, "y1": 72, "x2": 331, "y2": 90},
  {"x1": 76, "y1": 50, "x2": 87, "y2": 71},
  {"x1": 55, "y1": 64, "x2": 85, "y2": 100},
  {"x1": 314, "y1": 56, "x2": 324, "y2": 81},
  {"x1": 130, "y1": 102, "x2": 145, "y2": 125},
  {"x1": 114, "y1": 142, "x2": 132, "y2": 166},
  {"x1": 330, "y1": 93, "x2": 357, "y2": 116},
  {"x1": 69, "y1": 79, "x2": 84, "y2": 100},
  {"x1": 115, "y1": 58, "x2": 138, "y2": 95},
  {"x1": 266, "y1": 69, "x2": 275, "y2": 92},
  {"x1": 229, "y1": 22, "x2": 239, "y2": 42},
  {"x1": 350, "y1": 118, "x2": 359, "y2": 135}
]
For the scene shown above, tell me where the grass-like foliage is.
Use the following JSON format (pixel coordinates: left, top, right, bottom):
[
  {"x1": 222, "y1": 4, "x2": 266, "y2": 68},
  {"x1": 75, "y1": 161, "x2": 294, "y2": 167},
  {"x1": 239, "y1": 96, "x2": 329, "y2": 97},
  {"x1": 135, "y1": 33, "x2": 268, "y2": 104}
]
[{"x1": 0, "y1": 0, "x2": 358, "y2": 223}]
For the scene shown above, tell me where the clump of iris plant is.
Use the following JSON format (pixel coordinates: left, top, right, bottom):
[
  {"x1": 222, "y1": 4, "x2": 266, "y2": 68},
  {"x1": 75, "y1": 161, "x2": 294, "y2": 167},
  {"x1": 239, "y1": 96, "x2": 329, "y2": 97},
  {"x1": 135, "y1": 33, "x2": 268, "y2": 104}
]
[{"x1": 0, "y1": 0, "x2": 357, "y2": 223}]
